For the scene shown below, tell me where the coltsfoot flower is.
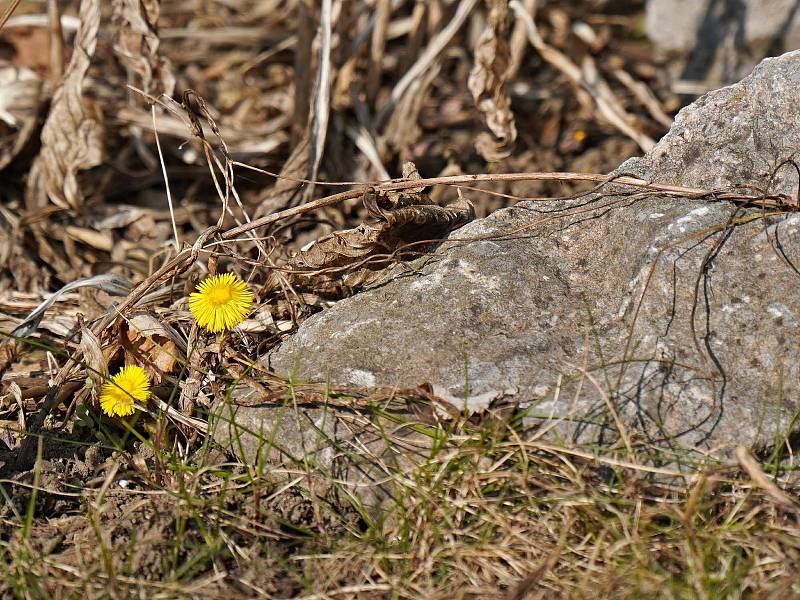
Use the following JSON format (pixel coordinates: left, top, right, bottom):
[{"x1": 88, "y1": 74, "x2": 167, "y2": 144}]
[
  {"x1": 188, "y1": 273, "x2": 253, "y2": 333},
  {"x1": 100, "y1": 365, "x2": 150, "y2": 417}
]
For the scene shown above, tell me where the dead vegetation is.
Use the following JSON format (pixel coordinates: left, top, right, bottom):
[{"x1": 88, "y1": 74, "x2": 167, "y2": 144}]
[{"x1": 1, "y1": 0, "x2": 800, "y2": 597}]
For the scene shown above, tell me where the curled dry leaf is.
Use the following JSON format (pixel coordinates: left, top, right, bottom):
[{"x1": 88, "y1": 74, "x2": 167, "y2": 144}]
[
  {"x1": 112, "y1": 0, "x2": 175, "y2": 96},
  {"x1": 122, "y1": 313, "x2": 183, "y2": 382},
  {"x1": 0, "y1": 61, "x2": 43, "y2": 170},
  {"x1": 25, "y1": 0, "x2": 104, "y2": 211},
  {"x1": 468, "y1": 0, "x2": 518, "y2": 162},
  {"x1": 265, "y1": 163, "x2": 475, "y2": 297}
]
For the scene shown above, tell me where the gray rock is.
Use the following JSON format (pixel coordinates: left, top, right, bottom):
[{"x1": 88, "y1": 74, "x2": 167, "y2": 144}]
[
  {"x1": 259, "y1": 51, "x2": 800, "y2": 458},
  {"x1": 646, "y1": 0, "x2": 800, "y2": 88},
  {"x1": 213, "y1": 52, "x2": 800, "y2": 506}
]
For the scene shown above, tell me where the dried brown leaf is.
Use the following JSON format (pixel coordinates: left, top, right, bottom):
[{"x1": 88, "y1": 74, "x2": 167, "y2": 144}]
[
  {"x1": 267, "y1": 170, "x2": 474, "y2": 296},
  {"x1": 468, "y1": 0, "x2": 517, "y2": 161},
  {"x1": 25, "y1": 0, "x2": 104, "y2": 210},
  {"x1": 112, "y1": 0, "x2": 175, "y2": 96},
  {"x1": 123, "y1": 314, "x2": 182, "y2": 381}
]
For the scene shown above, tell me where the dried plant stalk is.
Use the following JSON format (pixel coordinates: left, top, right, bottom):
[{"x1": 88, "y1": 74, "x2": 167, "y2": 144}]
[{"x1": 25, "y1": 0, "x2": 104, "y2": 210}]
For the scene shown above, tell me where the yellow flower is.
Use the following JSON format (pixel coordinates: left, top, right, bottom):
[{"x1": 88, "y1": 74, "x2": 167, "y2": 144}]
[
  {"x1": 188, "y1": 273, "x2": 253, "y2": 332},
  {"x1": 99, "y1": 365, "x2": 150, "y2": 417}
]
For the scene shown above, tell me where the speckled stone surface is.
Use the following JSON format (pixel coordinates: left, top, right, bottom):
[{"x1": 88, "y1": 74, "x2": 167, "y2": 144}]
[{"x1": 217, "y1": 52, "x2": 800, "y2": 477}]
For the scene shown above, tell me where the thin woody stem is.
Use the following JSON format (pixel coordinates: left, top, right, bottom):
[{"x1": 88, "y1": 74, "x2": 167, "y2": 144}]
[{"x1": 220, "y1": 171, "x2": 779, "y2": 240}]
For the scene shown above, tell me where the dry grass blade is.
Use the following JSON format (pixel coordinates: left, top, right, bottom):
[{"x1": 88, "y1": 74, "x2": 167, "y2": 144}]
[
  {"x1": 47, "y1": 0, "x2": 64, "y2": 85},
  {"x1": 150, "y1": 395, "x2": 208, "y2": 433},
  {"x1": 366, "y1": 0, "x2": 391, "y2": 104},
  {"x1": 7, "y1": 274, "x2": 131, "y2": 339},
  {"x1": 307, "y1": 0, "x2": 333, "y2": 188},
  {"x1": 150, "y1": 105, "x2": 179, "y2": 250},
  {"x1": 505, "y1": 516, "x2": 572, "y2": 600},
  {"x1": 613, "y1": 67, "x2": 674, "y2": 129},
  {"x1": 375, "y1": 0, "x2": 480, "y2": 127},
  {"x1": 344, "y1": 124, "x2": 391, "y2": 181},
  {"x1": 382, "y1": 60, "x2": 440, "y2": 156},
  {"x1": 0, "y1": 0, "x2": 22, "y2": 30},
  {"x1": 735, "y1": 446, "x2": 800, "y2": 513}
]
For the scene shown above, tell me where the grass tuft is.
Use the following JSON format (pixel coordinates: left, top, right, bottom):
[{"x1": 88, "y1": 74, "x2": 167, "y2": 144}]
[{"x1": 2, "y1": 403, "x2": 800, "y2": 598}]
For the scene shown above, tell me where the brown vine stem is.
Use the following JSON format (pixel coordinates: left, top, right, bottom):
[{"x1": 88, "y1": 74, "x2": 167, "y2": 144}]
[{"x1": 220, "y1": 171, "x2": 777, "y2": 240}]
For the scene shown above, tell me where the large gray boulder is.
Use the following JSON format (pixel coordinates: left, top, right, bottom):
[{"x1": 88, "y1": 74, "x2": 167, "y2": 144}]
[
  {"x1": 263, "y1": 51, "x2": 800, "y2": 455},
  {"x1": 213, "y1": 52, "x2": 800, "y2": 505},
  {"x1": 646, "y1": 0, "x2": 800, "y2": 87}
]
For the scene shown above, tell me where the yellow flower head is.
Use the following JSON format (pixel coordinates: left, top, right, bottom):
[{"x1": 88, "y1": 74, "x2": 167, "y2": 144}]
[
  {"x1": 188, "y1": 273, "x2": 253, "y2": 332},
  {"x1": 99, "y1": 365, "x2": 150, "y2": 417}
]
